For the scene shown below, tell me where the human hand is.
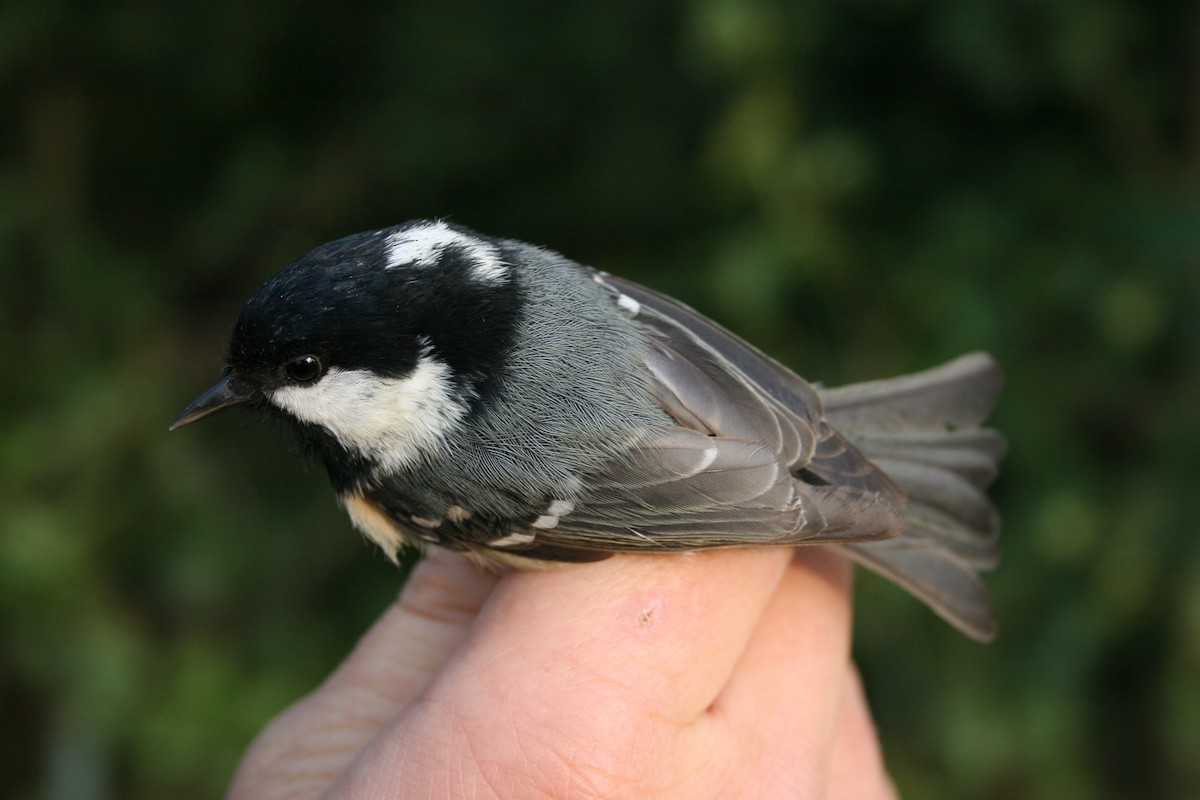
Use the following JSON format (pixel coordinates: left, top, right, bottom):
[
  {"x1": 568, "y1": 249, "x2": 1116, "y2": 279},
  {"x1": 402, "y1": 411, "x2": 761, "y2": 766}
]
[{"x1": 226, "y1": 547, "x2": 896, "y2": 799}]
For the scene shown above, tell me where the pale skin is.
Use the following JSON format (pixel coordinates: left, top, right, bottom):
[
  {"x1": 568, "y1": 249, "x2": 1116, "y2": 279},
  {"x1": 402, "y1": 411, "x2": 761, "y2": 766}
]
[{"x1": 226, "y1": 547, "x2": 898, "y2": 799}]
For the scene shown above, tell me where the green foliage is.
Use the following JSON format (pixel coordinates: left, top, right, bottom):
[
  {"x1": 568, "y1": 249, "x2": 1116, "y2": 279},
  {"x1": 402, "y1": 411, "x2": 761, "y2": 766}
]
[{"x1": 2, "y1": 2, "x2": 1197, "y2": 797}]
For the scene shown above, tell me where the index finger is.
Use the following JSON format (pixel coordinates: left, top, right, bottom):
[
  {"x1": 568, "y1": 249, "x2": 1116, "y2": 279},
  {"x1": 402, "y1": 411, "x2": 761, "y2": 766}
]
[{"x1": 430, "y1": 546, "x2": 796, "y2": 726}]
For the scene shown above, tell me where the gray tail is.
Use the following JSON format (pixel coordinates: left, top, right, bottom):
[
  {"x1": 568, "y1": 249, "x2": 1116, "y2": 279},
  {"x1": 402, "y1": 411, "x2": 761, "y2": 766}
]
[{"x1": 820, "y1": 353, "x2": 1006, "y2": 641}]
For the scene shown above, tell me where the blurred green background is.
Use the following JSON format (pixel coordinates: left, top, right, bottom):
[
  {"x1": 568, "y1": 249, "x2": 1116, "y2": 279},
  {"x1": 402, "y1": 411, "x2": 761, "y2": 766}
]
[{"x1": 2, "y1": 1, "x2": 1198, "y2": 798}]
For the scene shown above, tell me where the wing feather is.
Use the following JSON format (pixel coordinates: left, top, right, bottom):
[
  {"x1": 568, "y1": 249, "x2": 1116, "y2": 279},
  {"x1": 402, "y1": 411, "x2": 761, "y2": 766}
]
[{"x1": 498, "y1": 272, "x2": 908, "y2": 553}]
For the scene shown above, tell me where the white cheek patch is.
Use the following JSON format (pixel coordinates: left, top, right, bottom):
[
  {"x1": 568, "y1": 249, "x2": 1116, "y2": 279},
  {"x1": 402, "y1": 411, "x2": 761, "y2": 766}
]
[
  {"x1": 271, "y1": 357, "x2": 466, "y2": 471},
  {"x1": 385, "y1": 221, "x2": 508, "y2": 283}
]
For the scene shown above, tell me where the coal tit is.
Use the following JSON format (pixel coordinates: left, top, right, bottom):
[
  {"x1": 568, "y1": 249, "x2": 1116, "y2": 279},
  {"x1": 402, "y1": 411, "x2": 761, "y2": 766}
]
[{"x1": 173, "y1": 220, "x2": 1005, "y2": 640}]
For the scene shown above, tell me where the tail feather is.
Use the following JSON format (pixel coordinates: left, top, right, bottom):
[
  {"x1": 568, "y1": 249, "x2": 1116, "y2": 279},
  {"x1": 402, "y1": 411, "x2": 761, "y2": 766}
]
[
  {"x1": 871, "y1": 458, "x2": 999, "y2": 540},
  {"x1": 849, "y1": 428, "x2": 1005, "y2": 488},
  {"x1": 898, "y1": 501, "x2": 999, "y2": 567},
  {"x1": 837, "y1": 538, "x2": 998, "y2": 640},
  {"x1": 820, "y1": 353, "x2": 1006, "y2": 642},
  {"x1": 822, "y1": 351, "x2": 1003, "y2": 432}
]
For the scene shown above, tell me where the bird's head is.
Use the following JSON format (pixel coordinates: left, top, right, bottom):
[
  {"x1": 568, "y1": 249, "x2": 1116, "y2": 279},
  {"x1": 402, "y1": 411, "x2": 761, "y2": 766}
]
[{"x1": 172, "y1": 220, "x2": 522, "y2": 485}]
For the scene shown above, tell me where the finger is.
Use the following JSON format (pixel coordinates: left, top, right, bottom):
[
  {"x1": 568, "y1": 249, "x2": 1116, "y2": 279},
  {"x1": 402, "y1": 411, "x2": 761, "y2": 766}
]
[
  {"x1": 226, "y1": 550, "x2": 498, "y2": 800},
  {"x1": 430, "y1": 547, "x2": 795, "y2": 727},
  {"x1": 693, "y1": 549, "x2": 855, "y2": 795},
  {"x1": 320, "y1": 549, "x2": 500, "y2": 713},
  {"x1": 827, "y1": 665, "x2": 898, "y2": 800},
  {"x1": 322, "y1": 547, "x2": 799, "y2": 800}
]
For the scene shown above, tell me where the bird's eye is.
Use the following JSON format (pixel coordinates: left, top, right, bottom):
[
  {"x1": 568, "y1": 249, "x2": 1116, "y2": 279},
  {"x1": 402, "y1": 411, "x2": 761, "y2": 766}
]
[{"x1": 285, "y1": 355, "x2": 323, "y2": 384}]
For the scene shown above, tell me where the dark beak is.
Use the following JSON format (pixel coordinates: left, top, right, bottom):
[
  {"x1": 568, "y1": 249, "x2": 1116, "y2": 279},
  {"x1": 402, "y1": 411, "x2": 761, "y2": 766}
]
[{"x1": 170, "y1": 374, "x2": 252, "y2": 430}]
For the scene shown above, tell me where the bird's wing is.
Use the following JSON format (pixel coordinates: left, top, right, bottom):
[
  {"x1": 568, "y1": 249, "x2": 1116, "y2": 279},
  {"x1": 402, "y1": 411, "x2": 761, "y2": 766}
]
[{"x1": 484, "y1": 271, "x2": 907, "y2": 557}]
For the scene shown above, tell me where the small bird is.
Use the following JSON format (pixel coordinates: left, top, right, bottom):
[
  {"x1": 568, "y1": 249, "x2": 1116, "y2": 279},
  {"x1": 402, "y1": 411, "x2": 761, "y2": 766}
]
[{"x1": 173, "y1": 220, "x2": 1005, "y2": 640}]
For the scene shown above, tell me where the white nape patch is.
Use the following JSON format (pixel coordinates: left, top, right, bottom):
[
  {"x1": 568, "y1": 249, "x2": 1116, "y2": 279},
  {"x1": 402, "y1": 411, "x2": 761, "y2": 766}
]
[
  {"x1": 488, "y1": 530, "x2": 537, "y2": 548},
  {"x1": 617, "y1": 294, "x2": 641, "y2": 315},
  {"x1": 271, "y1": 357, "x2": 466, "y2": 471},
  {"x1": 531, "y1": 514, "x2": 560, "y2": 529},
  {"x1": 385, "y1": 221, "x2": 507, "y2": 283},
  {"x1": 446, "y1": 505, "x2": 472, "y2": 523}
]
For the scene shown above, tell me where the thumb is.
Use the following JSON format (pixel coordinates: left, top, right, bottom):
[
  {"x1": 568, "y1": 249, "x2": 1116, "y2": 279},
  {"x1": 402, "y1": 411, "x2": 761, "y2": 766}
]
[{"x1": 226, "y1": 551, "x2": 499, "y2": 800}]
